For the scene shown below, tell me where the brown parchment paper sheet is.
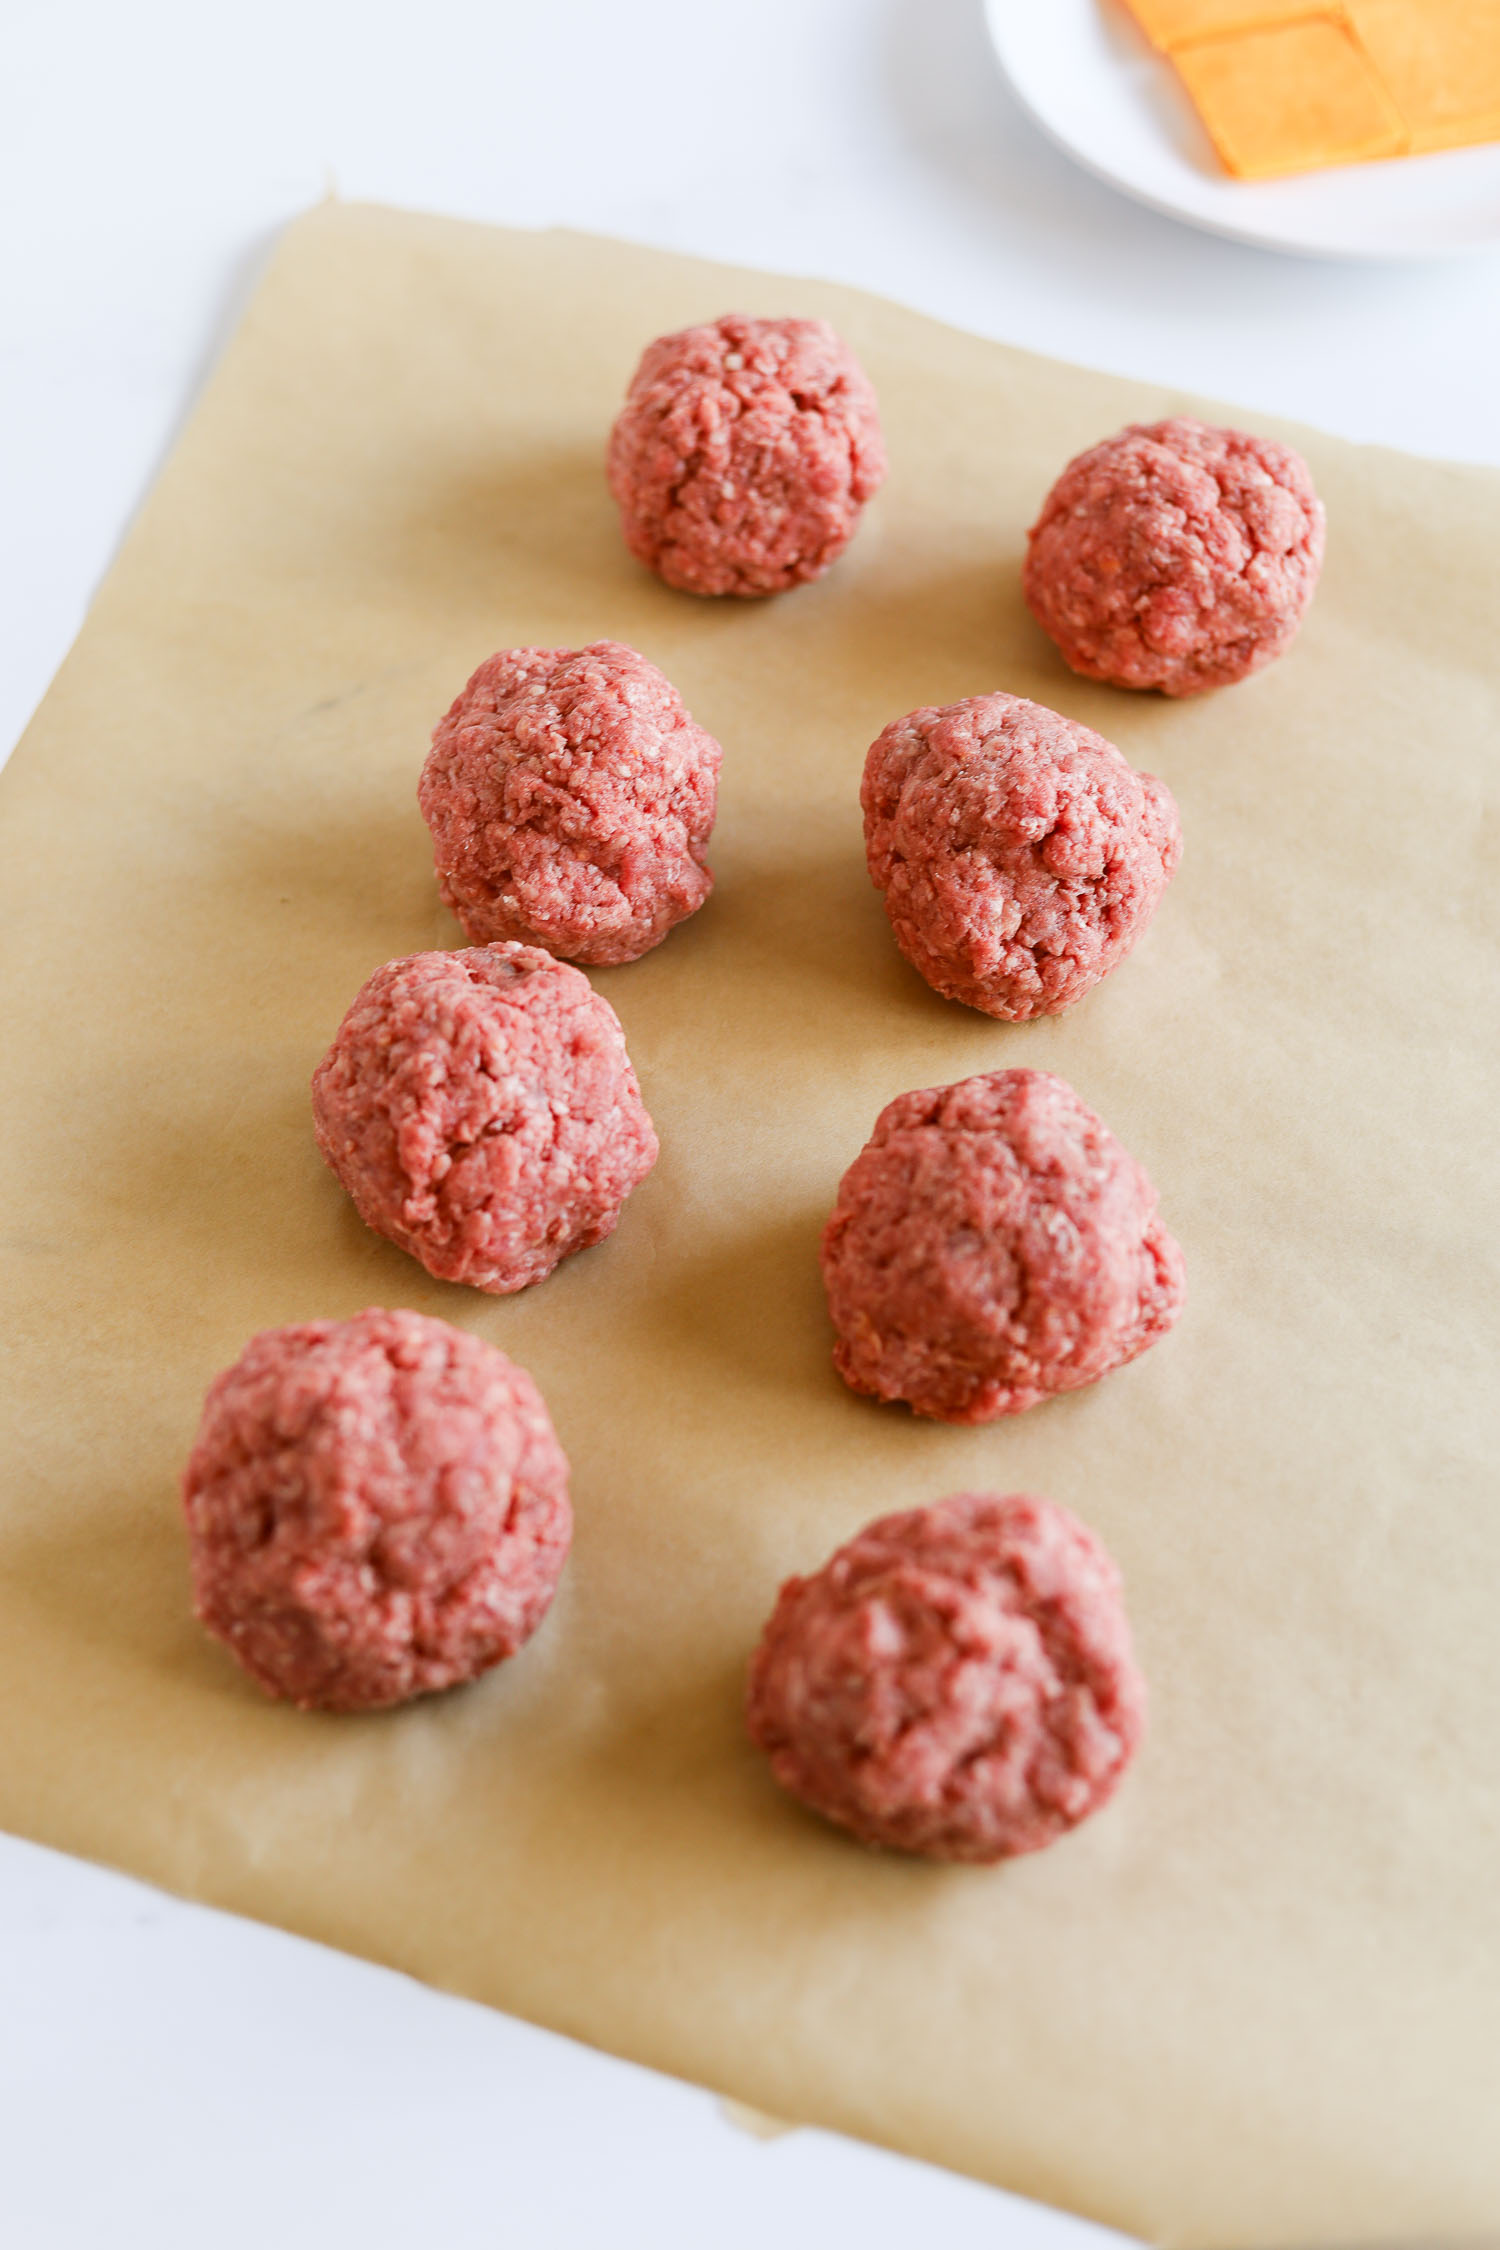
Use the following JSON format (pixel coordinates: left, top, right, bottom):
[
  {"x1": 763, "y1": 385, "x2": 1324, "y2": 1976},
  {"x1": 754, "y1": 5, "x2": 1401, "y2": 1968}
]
[{"x1": 1, "y1": 201, "x2": 1497, "y2": 2250}]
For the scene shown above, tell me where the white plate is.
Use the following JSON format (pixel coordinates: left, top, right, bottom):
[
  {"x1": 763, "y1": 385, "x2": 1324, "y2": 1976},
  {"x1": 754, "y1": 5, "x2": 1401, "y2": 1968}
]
[{"x1": 984, "y1": 0, "x2": 1500, "y2": 260}]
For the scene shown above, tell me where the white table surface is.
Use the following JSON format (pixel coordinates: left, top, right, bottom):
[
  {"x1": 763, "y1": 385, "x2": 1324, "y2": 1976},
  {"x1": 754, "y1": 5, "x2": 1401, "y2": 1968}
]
[{"x1": 4, "y1": 3, "x2": 1498, "y2": 2241}]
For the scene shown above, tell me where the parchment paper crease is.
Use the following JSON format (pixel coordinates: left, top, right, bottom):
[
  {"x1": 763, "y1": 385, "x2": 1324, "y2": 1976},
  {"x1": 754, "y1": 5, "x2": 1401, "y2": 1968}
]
[{"x1": 2, "y1": 201, "x2": 1497, "y2": 2250}]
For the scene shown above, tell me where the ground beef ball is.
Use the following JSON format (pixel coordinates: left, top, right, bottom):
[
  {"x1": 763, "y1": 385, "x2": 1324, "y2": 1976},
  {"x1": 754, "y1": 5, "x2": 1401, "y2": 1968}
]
[
  {"x1": 821, "y1": 1068, "x2": 1183, "y2": 1423},
  {"x1": 862, "y1": 690, "x2": 1181, "y2": 1020},
  {"x1": 746, "y1": 1490, "x2": 1145, "y2": 1862},
  {"x1": 1023, "y1": 416, "x2": 1325, "y2": 695},
  {"x1": 418, "y1": 641, "x2": 721, "y2": 966},
  {"x1": 311, "y1": 944, "x2": 658, "y2": 1295},
  {"x1": 606, "y1": 314, "x2": 887, "y2": 597},
  {"x1": 183, "y1": 1308, "x2": 571, "y2": 1712}
]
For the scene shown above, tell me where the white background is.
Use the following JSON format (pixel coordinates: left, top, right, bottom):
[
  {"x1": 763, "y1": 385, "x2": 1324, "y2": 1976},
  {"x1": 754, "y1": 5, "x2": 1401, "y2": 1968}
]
[{"x1": 4, "y1": 2, "x2": 1498, "y2": 2241}]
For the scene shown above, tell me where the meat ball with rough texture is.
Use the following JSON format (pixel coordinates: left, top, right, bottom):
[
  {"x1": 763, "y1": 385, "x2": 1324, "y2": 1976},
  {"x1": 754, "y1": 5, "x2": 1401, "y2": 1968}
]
[
  {"x1": 183, "y1": 1308, "x2": 571, "y2": 1713},
  {"x1": 821, "y1": 1068, "x2": 1183, "y2": 1423},
  {"x1": 419, "y1": 641, "x2": 721, "y2": 966},
  {"x1": 746, "y1": 1490, "x2": 1145, "y2": 1862},
  {"x1": 606, "y1": 314, "x2": 886, "y2": 597},
  {"x1": 312, "y1": 944, "x2": 658, "y2": 1295},
  {"x1": 1023, "y1": 416, "x2": 1325, "y2": 695},
  {"x1": 862, "y1": 690, "x2": 1181, "y2": 1020}
]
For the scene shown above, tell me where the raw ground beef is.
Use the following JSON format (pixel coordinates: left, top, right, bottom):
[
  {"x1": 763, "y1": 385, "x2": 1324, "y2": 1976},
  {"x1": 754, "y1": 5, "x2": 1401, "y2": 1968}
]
[
  {"x1": 606, "y1": 314, "x2": 886, "y2": 596},
  {"x1": 746, "y1": 1490, "x2": 1146, "y2": 1861},
  {"x1": 821, "y1": 1068, "x2": 1184, "y2": 1422},
  {"x1": 862, "y1": 690, "x2": 1181, "y2": 1020},
  {"x1": 183, "y1": 1308, "x2": 571, "y2": 1712},
  {"x1": 1023, "y1": 416, "x2": 1325, "y2": 694},
  {"x1": 311, "y1": 944, "x2": 657, "y2": 1295},
  {"x1": 419, "y1": 641, "x2": 721, "y2": 966}
]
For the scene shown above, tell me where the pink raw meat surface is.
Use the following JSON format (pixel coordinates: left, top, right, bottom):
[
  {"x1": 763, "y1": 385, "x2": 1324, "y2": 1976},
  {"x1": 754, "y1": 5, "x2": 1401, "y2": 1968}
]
[
  {"x1": 606, "y1": 313, "x2": 886, "y2": 597},
  {"x1": 419, "y1": 641, "x2": 721, "y2": 966},
  {"x1": 1023, "y1": 417, "x2": 1325, "y2": 695},
  {"x1": 311, "y1": 944, "x2": 658, "y2": 1295},
  {"x1": 821, "y1": 1068, "x2": 1183, "y2": 1424},
  {"x1": 746, "y1": 1491, "x2": 1145, "y2": 1862},
  {"x1": 862, "y1": 690, "x2": 1181, "y2": 1021},
  {"x1": 183, "y1": 1308, "x2": 571, "y2": 1712}
]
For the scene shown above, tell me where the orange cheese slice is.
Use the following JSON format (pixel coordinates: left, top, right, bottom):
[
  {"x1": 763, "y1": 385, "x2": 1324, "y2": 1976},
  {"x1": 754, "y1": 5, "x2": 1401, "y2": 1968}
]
[
  {"x1": 1171, "y1": 16, "x2": 1409, "y2": 177},
  {"x1": 1346, "y1": 0, "x2": 1500, "y2": 154},
  {"x1": 1117, "y1": 0, "x2": 1341, "y2": 49}
]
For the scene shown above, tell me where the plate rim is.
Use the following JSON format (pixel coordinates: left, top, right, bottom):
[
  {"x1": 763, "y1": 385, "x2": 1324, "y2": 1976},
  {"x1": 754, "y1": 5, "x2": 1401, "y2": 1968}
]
[{"x1": 982, "y1": 0, "x2": 1500, "y2": 263}]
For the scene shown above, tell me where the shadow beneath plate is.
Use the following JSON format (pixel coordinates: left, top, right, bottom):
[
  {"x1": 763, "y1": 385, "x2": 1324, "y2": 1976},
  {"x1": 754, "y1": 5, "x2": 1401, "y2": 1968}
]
[{"x1": 876, "y1": 0, "x2": 1291, "y2": 290}]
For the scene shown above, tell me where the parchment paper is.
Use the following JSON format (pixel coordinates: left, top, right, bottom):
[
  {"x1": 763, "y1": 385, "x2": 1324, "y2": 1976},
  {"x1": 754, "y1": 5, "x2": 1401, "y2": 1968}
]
[{"x1": 1, "y1": 201, "x2": 1497, "y2": 2250}]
